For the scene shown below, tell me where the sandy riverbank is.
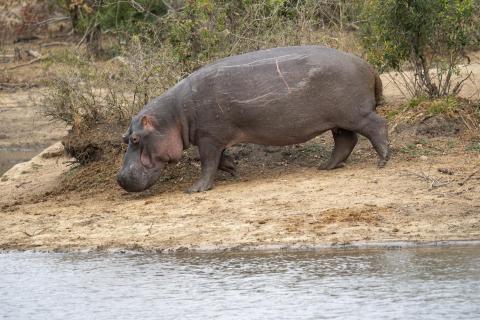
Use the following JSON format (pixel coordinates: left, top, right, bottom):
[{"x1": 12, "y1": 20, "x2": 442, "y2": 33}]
[{"x1": 0, "y1": 142, "x2": 479, "y2": 252}]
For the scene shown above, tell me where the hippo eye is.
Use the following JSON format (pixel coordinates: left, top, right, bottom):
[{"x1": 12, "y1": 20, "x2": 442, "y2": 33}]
[{"x1": 130, "y1": 134, "x2": 140, "y2": 144}]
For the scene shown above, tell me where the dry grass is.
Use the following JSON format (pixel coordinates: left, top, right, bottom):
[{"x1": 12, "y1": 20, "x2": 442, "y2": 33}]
[{"x1": 389, "y1": 97, "x2": 480, "y2": 137}]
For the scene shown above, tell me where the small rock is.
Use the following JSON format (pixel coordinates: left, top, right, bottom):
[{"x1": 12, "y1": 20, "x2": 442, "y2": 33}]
[
  {"x1": 438, "y1": 168, "x2": 454, "y2": 175},
  {"x1": 420, "y1": 155, "x2": 428, "y2": 161}
]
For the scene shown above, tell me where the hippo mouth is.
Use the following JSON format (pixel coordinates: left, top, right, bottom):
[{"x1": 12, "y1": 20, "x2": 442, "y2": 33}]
[
  {"x1": 117, "y1": 162, "x2": 165, "y2": 192},
  {"x1": 117, "y1": 146, "x2": 166, "y2": 192}
]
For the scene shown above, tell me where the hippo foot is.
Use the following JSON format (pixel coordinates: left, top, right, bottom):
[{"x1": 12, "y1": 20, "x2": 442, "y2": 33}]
[
  {"x1": 377, "y1": 152, "x2": 390, "y2": 168},
  {"x1": 219, "y1": 154, "x2": 237, "y2": 176},
  {"x1": 318, "y1": 162, "x2": 345, "y2": 170},
  {"x1": 377, "y1": 159, "x2": 388, "y2": 168},
  {"x1": 219, "y1": 165, "x2": 237, "y2": 176},
  {"x1": 186, "y1": 180, "x2": 214, "y2": 193}
]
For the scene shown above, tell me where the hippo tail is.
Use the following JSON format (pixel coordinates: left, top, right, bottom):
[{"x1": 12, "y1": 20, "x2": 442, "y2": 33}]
[{"x1": 374, "y1": 72, "x2": 384, "y2": 108}]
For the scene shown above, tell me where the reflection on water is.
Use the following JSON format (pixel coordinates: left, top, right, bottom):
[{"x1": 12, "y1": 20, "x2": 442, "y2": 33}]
[
  {"x1": 1, "y1": 247, "x2": 479, "y2": 320},
  {"x1": 0, "y1": 147, "x2": 46, "y2": 175}
]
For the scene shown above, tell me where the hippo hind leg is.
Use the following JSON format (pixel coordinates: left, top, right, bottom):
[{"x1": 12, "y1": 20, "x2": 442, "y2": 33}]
[
  {"x1": 218, "y1": 150, "x2": 236, "y2": 176},
  {"x1": 355, "y1": 112, "x2": 390, "y2": 167},
  {"x1": 320, "y1": 128, "x2": 358, "y2": 170}
]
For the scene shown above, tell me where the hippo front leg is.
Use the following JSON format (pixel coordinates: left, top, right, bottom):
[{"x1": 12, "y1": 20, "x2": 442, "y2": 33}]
[{"x1": 187, "y1": 138, "x2": 223, "y2": 193}]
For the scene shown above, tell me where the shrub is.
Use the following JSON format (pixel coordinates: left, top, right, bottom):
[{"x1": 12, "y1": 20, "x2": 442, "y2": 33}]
[
  {"x1": 361, "y1": 0, "x2": 480, "y2": 98},
  {"x1": 42, "y1": 38, "x2": 182, "y2": 133},
  {"x1": 155, "y1": 0, "x2": 364, "y2": 71},
  {"x1": 58, "y1": 0, "x2": 167, "y2": 55}
]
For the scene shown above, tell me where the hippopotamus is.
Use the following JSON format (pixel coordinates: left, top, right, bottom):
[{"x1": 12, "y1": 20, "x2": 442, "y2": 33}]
[{"x1": 117, "y1": 45, "x2": 389, "y2": 193}]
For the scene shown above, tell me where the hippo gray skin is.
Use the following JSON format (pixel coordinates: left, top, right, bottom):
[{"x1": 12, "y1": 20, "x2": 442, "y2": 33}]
[{"x1": 117, "y1": 45, "x2": 389, "y2": 193}]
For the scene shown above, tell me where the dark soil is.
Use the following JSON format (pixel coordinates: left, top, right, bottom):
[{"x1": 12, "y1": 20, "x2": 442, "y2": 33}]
[
  {"x1": 416, "y1": 115, "x2": 464, "y2": 137},
  {"x1": 57, "y1": 98, "x2": 479, "y2": 198}
]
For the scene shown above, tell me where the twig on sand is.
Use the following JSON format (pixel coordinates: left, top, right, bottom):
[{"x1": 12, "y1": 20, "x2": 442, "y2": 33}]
[
  {"x1": 22, "y1": 228, "x2": 46, "y2": 237},
  {"x1": 5, "y1": 55, "x2": 48, "y2": 71},
  {"x1": 33, "y1": 16, "x2": 71, "y2": 27},
  {"x1": 40, "y1": 42, "x2": 70, "y2": 48},
  {"x1": 0, "y1": 82, "x2": 35, "y2": 90},
  {"x1": 146, "y1": 222, "x2": 155, "y2": 236},
  {"x1": 458, "y1": 167, "x2": 480, "y2": 186},
  {"x1": 403, "y1": 167, "x2": 453, "y2": 190}
]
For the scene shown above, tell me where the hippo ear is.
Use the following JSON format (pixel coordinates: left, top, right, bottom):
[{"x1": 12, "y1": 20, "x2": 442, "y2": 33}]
[{"x1": 141, "y1": 115, "x2": 157, "y2": 132}]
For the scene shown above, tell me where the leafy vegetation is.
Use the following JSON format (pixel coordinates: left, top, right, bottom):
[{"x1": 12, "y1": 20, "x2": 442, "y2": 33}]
[
  {"x1": 59, "y1": 1, "x2": 365, "y2": 59},
  {"x1": 361, "y1": 0, "x2": 480, "y2": 98},
  {"x1": 426, "y1": 97, "x2": 459, "y2": 115},
  {"x1": 42, "y1": 38, "x2": 181, "y2": 131},
  {"x1": 57, "y1": 0, "x2": 167, "y2": 55}
]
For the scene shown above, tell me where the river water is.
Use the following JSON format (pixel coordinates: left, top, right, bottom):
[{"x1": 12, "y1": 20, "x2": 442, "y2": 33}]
[
  {"x1": 1, "y1": 246, "x2": 479, "y2": 320},
  {"x1": 0, "y1": 146, "x2": 47, "y2": 175}
]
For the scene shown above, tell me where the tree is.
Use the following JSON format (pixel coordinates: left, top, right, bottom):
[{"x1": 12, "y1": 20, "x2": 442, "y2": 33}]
[
  {"x1": 59, "y1": 0, "x2": 167, "y2": 56},
  {"x1": 361, "y1": 0, "x2": 479, "y2": 98}
]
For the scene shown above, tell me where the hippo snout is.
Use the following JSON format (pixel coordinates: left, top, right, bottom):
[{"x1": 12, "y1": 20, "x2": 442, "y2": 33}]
[
  {"x1": 117, "y1": 161, "x2": 165, "y2": 192},
  {"x1": 117, "y1": 170, "x2": 149, "y2": 192},
  {"x1": 117, "y1": 171, "x2": 146, "y2": 192}
]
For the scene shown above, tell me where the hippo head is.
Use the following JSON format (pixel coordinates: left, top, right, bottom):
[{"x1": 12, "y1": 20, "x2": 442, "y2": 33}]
[{"x1": 117, "y1": 114, "x2": 183, "y2": 192}]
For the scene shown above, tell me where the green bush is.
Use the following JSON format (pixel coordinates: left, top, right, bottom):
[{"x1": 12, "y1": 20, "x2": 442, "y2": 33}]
[
  {"x1": 42, "y1": 38, "x2": 182, "y2": 132},
  {"x1": 155, "y1": 0, "x2": 365, "y2": 71},
  {"x1": 57, "y1": 0, "x2": 366, "y2": 61},
  {"x1": 58, "y1": 0, "x2": 167, "y2": 55},
  {"x1": 361, "y1": 0, "x2": 480, "y2": 98}
]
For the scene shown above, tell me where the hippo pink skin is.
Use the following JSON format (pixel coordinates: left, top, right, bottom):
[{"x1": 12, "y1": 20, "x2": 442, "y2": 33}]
[{"x1": 117, "y1": 46, "x2": 389, "y2": 193}]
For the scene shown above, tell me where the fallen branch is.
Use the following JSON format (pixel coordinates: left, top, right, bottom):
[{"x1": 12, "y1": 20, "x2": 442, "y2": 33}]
[
  {"x1": 33, "y1": 16, "x2": 71, "y2": 27},
  {"x1": 22, "y1": 228, "x2": 46, "y2": 237},
  {"x1": 26, "y1": 49, "x2": 42, "y2": 59},
  {"x1": 40, "y1": 42, "x2": 71, "y2": 48},
  {"x1": 5, "y1": 55, "x2": 47, "y2": 71},
  {"x1": 458, "y1": 167, "x2": 480, "y2": 186},
  {"x1": 403, "y1": 168, "x2": 453, "y2": 190},
  {"x1": 147, "y1": 222, "x2": 154, "y2": 235},
  {"x1": 0, "y1": 82, "x2": 36, "y2": 90}
]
